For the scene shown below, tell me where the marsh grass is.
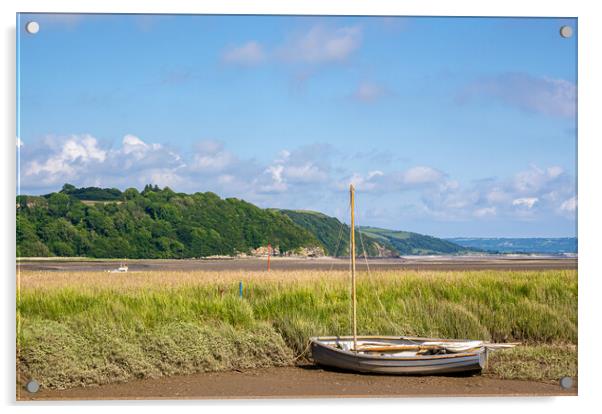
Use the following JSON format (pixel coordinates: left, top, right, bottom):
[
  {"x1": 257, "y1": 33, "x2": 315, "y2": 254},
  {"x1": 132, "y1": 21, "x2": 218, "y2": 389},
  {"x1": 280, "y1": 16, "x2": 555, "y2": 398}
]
[
  {"x1": 17, "y1": 269, "x2": 577, "y2": 389},
  {"x1": 486, "y1": 344, "x2": 577, "y2": 383}
]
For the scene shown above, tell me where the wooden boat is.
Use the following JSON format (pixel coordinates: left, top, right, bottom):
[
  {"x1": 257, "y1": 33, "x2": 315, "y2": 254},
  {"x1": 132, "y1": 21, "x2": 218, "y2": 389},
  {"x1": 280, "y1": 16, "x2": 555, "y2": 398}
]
[
  {"x1": 310, "y1": 185, "x2": 512, "y2": 375},
  {"x1": 310, "y1": 336, "x2": 487, "y2": 375}
]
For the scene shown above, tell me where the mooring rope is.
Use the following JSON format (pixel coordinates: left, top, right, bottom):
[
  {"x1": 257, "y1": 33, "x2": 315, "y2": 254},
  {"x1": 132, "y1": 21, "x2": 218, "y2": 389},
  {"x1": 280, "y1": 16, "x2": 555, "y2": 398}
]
[
  {"x1": 292, "y1": 340, "x2": 313, "y2": 362},
  {"x1": 323, "y1": 202, "x2": 353, "y2": 334},
  {"x1": 355, "y1": 208, "x2": 408, "y2": 336},
  {"x1": 328, "y1": 203, "x2": 349, "y2": 272}
]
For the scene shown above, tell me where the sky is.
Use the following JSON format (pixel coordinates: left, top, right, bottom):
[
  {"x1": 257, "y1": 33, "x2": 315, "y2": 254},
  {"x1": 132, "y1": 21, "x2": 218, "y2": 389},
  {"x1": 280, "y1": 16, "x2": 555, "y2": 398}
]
[{"x1": 16, "y1": 14, "x2": 577, "y2": 238}]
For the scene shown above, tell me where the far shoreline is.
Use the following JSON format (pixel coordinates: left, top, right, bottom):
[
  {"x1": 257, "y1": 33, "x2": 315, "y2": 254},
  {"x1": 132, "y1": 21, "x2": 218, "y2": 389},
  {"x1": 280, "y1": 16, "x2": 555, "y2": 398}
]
[
  {"x1": 16, "y1": 253, "x2": 578, "y2": 262},
  {"x1": 15, "y1": 255, "x2": 577, "y2": 272}
]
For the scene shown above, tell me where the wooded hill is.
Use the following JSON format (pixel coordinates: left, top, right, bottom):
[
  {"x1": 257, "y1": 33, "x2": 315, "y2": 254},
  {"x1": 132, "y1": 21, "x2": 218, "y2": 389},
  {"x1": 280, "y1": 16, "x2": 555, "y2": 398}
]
[
  {"x1": 17, "y1": 185, "x2": 320, "y2": 258},
  {"x1": 16, "y1": 184, "x2": 472, "y2": 258},
  {"x1": 277, "y1": 209, "x2": 397, "y2": 257}
]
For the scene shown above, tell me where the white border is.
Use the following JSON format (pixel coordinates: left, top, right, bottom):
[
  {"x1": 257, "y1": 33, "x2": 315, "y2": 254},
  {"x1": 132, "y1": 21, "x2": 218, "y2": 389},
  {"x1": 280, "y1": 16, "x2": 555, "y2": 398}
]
[
  {"x1": 0, "y1": 0, "x2": 586, "y2": 17},
  {"x1": 2, "y1": 1, "x2": 600, "y2": 413}
]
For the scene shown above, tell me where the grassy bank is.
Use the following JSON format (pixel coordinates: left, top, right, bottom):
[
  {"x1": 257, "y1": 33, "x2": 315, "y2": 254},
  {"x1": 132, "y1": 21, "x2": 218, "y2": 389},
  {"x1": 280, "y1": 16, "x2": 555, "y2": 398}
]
[
  {"x1": 486, "y1": 344, "x2": 577, "y2": 382},
  {"x1": 17, "y1": 269, "x2": 577, "y2": 389}
]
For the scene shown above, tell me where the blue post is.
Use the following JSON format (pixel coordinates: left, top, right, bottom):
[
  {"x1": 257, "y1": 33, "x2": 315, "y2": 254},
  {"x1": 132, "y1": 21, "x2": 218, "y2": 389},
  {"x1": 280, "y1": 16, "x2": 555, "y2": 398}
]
[{"x1": 239, "y1": 281, "x2": 243, "y2": 298}]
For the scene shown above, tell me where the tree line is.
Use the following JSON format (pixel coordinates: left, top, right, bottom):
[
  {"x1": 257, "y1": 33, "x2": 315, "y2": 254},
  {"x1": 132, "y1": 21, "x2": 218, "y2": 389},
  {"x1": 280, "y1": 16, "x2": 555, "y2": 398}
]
[{"x1": 16, "y1": 184, "x2": 322, "y2": 258}]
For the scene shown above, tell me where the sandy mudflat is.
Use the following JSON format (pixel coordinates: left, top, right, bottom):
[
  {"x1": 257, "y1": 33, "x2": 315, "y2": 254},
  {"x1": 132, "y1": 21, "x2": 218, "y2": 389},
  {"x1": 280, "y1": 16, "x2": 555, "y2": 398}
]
[
  {"x1": 19, "y1": 366, "x2": 576, "y2": 400},
  {"x1": 17, "y1": 256, "x2": 577, "y2": 273}
]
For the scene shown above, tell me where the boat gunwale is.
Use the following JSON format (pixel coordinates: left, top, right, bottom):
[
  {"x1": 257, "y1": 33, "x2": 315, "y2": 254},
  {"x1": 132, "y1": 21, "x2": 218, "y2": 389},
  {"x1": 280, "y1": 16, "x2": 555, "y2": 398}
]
[
  {"x1": 310, "y1": 338, "x2": 484, "y2": 361},
  {"x1": 310, "y1": 335, "x2": 484, "y2": 343}
]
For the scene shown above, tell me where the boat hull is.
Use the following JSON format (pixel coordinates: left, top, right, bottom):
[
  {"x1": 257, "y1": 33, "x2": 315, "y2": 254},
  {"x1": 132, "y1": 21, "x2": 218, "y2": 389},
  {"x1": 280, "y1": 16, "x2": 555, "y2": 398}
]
[{"x1": 310, "y1": 336, "x2": 487, "y2": 375}]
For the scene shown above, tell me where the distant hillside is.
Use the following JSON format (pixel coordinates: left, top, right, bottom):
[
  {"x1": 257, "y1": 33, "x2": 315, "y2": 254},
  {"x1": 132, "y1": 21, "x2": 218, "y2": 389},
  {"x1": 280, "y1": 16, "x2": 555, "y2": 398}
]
[
  {"x1": 16, "y1": 184, "x2": 486, "y2": 259},
  {"x1": 447, "y1": 237, "x2": 577, "y2": 255},
  {"x1": 278, "y1": 210, "x2": 397, "y2": 257},
  {"x1": 16, "y1": 185, "x2": 322, "y2": 259},
  {"x1": 359, "y1": 226, "x2": 473, "y2": 255},
  {"x1": 279, "y1": 210, "x2": 472, "y2": 257}
]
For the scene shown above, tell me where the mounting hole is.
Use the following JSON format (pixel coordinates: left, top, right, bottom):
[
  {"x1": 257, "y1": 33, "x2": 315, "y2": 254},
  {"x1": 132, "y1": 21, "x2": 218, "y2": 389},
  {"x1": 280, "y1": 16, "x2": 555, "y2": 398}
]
[
  {"x1": 25, "y1": 21, "x2": 40, "y2": 35},
  {"x1": 26, "y1": 380, "x2": 40, "y2": 393},
  {"x1": 559, "y1": 25, "x2": 573, "y2": 38},
  {"x1": 559, "y1": 376, "x2": 573, "y2": 389}
]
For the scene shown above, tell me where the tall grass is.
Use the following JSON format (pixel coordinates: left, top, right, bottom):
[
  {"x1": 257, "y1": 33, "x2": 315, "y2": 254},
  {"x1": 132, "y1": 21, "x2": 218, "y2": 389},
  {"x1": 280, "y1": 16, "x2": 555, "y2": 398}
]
[{"x1": 17, "y1": 269, "x2": 577, "y2": 389}]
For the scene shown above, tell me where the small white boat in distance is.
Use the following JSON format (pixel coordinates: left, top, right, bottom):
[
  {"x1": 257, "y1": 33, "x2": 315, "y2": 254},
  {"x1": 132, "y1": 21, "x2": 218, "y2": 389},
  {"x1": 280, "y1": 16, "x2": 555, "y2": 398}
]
[{"x1": 109, "y1": 263, "x2": 129, "y2": 273}]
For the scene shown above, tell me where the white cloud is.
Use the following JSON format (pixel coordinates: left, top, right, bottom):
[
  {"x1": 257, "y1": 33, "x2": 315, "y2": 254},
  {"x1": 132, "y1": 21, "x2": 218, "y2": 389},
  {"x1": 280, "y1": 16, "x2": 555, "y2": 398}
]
[
  {"x1": 22, "y1": 133, "x2": 186, "y2": 189},
  {"x1": 275, "y1": 149, "x2": 291, "y2": 163},
  {"x1": 420, "y1": 180, "x2": 479, "y2": 216},
  {"x1": 259, "y1": 164, "x2": 288, "y2": 193},
  {"x1": 221, "y1": 24, "x2": 362, "y2": 70},
  {"x1": 222, "y1": 41, "x2": 265, "y2": 66},
  {"x1": 64, "y1": 135, "x2": 106, "y2": 163},
  {"x1": 460, "y1": 73, "x2": 576, "y2": 118},
  {"x1": 512, "y1": 197, "x2": 539, "y2": 209},
  {"x1": 25, "y1": 134, "x2": 107, "y2": 182},
  {"x1": 16, "y1": 137, "x2": 24, "y2": 148},
  {"x1": 547, "y1": 166, "x2": 564, "y2": 178},
  {"x1": 400, "y1": 166, "x2": 445, "y2": 185},
  {"x1": 513, "y1": 165, "x2": 564, "y2": 194},
  {"x1": 121, "y1": 134, "x2": 162, "y2": 159},
  {"x1": 196, "y1": 140, "x2": 223, "y2": 154},
  {"x1": 142, "y1": 169, "x2": 184, "y2": 188},
  {"x1": 221, "y1": 25, "x2": 361, "y2": 68},
  {"x1": 257, "y1": 145, "x2": 333, "y2": 194},
  {"x1": 190, "y1": 140, "x2": 236, "y2": 172},
  {"x1": 368, "y1": 170, "x2": 384, "y2": 179},
  {"x1": 474, "y1": 207, "x2": 497, "y2": 218},
  {"x1": 267, "y1": 164, "x2": 284, "y2": 184},
  {"x1": 338, "y1": 166, "x2": 446, "y2": 194},
  {"x1": 218, "y1": 174, "x2": 235, "y2": 184},
  {"x1": 20, "y1": 134, "x2": 576, "y2": 230},
  {"x1": 114, "y1": 134, "x2": 182, "y2": 171},
  {"x1": 192, "y1": 153, "x2": 234, "y2": 172},
  {"x1": 486, "y1": 188, "x2": 511, "y2": 204},
  {"x1": 560, "y1": 196, "x2": 577, "y2": 213},
  {"x1": 344, "y1": 170, "x2": 384, "y2": 192},
  {"x1": 286, "y1": 163, "x2": 329, "y2": 183},
  {"x1": 347, "y1": 173, "x2": 363, "y2": 188},
  {"x1": 281, "y1": 25, "x2": 362, "y2": 63},
  {"x1": 416, "y1": 163, "x2": 574, "y2": 222},
  {"x1": 352, "y1": 82, "x2": 388, "y2": 103}
]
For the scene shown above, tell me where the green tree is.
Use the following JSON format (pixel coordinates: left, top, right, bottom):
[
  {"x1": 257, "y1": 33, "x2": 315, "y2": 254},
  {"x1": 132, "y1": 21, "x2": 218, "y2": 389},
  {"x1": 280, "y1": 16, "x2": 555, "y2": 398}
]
[
  {"x1": 123, "y1": 188, "x2": 140, "y2": 200},
  {"x1": 85, "y1": 208, "x2": 114, "y2": 236},
  {"x1": 47, "y1": 193, "x2": 71, "y2": 217},
  {"x1": 16, "y1": 184, "x2": 323, "y2": 259},
  {"x1": 61, "y1": 183, "x2": 76, "y2": 194}
]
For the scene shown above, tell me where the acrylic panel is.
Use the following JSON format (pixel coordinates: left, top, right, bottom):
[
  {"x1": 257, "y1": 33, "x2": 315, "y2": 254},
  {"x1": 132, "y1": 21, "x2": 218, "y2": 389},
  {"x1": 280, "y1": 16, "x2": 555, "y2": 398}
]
[{"x1": 16, "y1": 13, "x2": 577, "y2": 400}]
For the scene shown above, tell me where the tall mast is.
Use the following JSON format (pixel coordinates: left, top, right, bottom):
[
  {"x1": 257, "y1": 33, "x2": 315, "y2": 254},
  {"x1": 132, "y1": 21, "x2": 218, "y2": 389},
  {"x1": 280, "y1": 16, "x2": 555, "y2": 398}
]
[{"x1": 350, "y1": 184, "x2": 357, "y2": 352}]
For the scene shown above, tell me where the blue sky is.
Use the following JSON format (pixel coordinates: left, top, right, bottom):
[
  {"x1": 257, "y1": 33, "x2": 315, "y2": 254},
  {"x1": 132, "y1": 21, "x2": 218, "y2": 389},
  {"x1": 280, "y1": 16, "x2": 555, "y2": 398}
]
[{"x1": 17, "y1": 14, "x2": 577, "y2": 237}]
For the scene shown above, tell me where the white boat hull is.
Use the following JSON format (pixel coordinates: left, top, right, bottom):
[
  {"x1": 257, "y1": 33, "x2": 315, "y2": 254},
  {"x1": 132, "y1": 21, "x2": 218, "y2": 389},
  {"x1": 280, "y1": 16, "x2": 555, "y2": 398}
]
[{"x1": 310, "y1": 336, "x2": 487, "y2": 375}]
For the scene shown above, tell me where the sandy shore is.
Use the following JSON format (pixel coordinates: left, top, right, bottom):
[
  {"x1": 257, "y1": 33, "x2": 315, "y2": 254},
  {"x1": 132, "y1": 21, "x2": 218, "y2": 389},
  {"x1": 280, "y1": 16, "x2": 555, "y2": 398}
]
[{"x1": 19, "y1": 365, "x2": 577, "y2": 400}]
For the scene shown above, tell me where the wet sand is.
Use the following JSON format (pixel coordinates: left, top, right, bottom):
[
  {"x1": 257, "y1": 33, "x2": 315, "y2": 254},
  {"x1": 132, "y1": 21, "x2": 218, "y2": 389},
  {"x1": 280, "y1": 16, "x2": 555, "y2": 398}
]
[
  {"x1": 17, "y1": 256, "x2": 577, "y2": 273},
  {"x1": 19, "y1": 366, "x2": 576, "y2": 400}
]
